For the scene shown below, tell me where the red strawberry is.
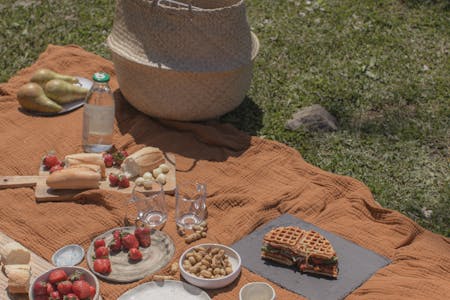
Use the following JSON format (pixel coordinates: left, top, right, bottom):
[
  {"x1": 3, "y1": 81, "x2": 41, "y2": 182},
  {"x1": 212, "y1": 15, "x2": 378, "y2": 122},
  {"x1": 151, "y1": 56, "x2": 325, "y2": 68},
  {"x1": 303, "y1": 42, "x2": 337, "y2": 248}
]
[
  {"x1": 109, "y1": 173, "x2": 119, "y2": 187},
  {"x1": 63, "y1": 293, "x2": 79, "y2": 300},
  {"x1": 93, "y1": 258, "x2": 111, "y2": 274},
  {"x1": 48, "y1": 269, "x2": 68, "y2": 284},
  {"x1": 33, "y1": 280, "x2": 48, "y2": 296},
  {"x1": 135, "y1": 226, "x2": 151, "y2": 248},
  {"x1": 113, "y1": 229, "x2": 122, "y2": 240},
  {"x1": 128, "y1": 248, "x2": 143, "y2": 261},
  {"x1": 94, "y1": 238, "x2": 106, "y2": 249},
  {"x1": 43, "y1": 152, "x2": 60, "y2": 169},
  {"x1": 68, "y1": 271, "x2": 86, "y2": 282},
  {"x1": 47, "y1": 282, "x2": 55, "y2": 294},
  {"x1": 50, "y1": 164, "x2": 64, "y2": 173},
  {"x1": 109, "y1": 236, "x2": 122, "y2": 252},
  {"x1": 57, "y1": 280, "x2": 73, "y2": 295},
  {"x1": 49, "y1": 291, "x2": 61, "y2": 300},
  {"x1": 103, "y1": 153, "x2": 114, "y2": 168},
  {"x1": 89, "y1": 285, "x2": 96, "y2": 298},
  {"x1": 121, "y1": 232, "x2": 139, "y2": 250},
  {"x1": 95, "y1": 246, "x2": 109, "y2": 258},
  {"x1": 72, "y1": 280, "x2": 91, "y2": 299},
  {"x1": 113, "y1": 150, "x2": 128, "y2": 166},
  {"x1": 118, "y1": 174, "x2": 130, "y2": 188}
]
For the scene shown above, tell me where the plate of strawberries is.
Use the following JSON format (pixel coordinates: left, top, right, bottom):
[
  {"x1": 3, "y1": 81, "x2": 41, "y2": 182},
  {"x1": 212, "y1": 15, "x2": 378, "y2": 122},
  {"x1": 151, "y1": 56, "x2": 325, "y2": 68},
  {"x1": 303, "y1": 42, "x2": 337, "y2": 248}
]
[{"x1": 86, "y1": 226, "x2": 175, "y2": 283}]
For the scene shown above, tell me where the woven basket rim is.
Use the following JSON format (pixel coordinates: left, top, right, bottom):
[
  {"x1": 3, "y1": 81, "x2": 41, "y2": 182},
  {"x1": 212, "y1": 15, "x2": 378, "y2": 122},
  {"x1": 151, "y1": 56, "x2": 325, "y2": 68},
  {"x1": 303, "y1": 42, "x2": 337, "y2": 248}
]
[
  {"x1": 144, "y1": 0, "x2": 246, "y2": 13},
  {"x1": 107, "y1": 31, "x2": 260, "y2": 72}
]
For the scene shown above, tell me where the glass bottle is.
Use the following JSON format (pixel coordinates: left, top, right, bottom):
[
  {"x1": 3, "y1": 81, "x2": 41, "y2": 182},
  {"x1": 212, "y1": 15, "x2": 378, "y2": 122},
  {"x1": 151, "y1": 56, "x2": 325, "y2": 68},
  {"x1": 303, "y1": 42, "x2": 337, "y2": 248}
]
[{"x1": 82, "y1": 72, "x2": 115, "y2": 153}]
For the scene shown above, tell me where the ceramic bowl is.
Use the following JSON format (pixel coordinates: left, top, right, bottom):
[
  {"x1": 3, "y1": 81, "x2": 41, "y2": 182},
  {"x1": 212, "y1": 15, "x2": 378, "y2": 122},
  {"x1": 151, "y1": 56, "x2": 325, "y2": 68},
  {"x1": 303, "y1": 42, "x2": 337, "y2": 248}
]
[
  {"x1": 29, "y1": 266, "x2": 100, "y2": 300},
  {"x1": 179, "y1": 243, "x2": 241, "y2": 289}
]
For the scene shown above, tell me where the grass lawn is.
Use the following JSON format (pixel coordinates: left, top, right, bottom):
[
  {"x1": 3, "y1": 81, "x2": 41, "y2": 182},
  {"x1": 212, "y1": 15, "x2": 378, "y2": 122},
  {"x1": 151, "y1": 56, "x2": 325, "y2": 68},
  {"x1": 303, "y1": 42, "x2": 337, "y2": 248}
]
[{"x1": 0, "y1": 0, "x2": 448, "y2": 236}]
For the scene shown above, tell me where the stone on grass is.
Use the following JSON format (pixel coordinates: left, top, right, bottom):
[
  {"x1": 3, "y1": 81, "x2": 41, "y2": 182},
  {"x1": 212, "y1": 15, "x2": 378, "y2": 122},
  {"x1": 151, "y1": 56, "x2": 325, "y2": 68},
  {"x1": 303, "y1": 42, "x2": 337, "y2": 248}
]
[{"x1": 285, "y1": 104, "x2": 338, "y2": 132}]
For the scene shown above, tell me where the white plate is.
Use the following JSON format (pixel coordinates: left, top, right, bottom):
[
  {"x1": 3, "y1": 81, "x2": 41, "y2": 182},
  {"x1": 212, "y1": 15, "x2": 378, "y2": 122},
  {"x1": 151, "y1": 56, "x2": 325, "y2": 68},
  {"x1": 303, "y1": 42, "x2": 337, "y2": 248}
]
[
  {"x1": 51, "y1": 244, "x2": 85, "y2": 267},
  {"x1": 87, "y1": 226, "x2": 175, "y2": 283},
  {"x1": 118, "y1": 280, "x2": 211, "y2": 300},
  {"x1": 24, "y1": 76, "x2": 93, "y2": 116}
]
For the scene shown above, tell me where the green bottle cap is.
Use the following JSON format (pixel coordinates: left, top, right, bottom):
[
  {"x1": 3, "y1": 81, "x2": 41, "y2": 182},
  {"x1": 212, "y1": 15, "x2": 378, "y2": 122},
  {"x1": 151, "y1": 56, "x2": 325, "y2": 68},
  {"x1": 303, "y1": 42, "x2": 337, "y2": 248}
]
[{"x1": 92, "y1": 72, "x2": 110, "y2": 82}]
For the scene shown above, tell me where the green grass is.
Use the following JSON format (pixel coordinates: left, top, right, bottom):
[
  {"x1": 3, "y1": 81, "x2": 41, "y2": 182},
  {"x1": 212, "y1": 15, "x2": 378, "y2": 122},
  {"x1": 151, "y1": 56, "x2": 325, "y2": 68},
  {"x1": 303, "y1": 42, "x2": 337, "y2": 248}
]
[{"x1": 0, "y1": 0, "x2": 448, "y2": 236}]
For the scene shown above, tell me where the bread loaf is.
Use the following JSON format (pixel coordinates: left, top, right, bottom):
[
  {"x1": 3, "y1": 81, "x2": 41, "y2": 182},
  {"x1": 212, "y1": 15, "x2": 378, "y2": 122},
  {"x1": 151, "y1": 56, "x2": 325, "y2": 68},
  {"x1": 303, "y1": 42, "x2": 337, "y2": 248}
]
[
  {"x1": 46, "y1": 167, "x2": 101, "y2": 190},
  {"x1": 121, "y1": 147, "x2": 165, "y2": 178},
  {"x1": 68, "y1": 163, "x2": 101, "y2": 174},
  {"x1": 4, "y1": 264, "x2": 31, "y2": 276},
  {"x1": 0, "y1": 242, "x2": 30, "y2": 265},
  {"x1": 6, "y1": 266, "x2": 31, "y2": 294},
  {"x1": 65, "y1": 153, "x2": 106, "y2": 177}
]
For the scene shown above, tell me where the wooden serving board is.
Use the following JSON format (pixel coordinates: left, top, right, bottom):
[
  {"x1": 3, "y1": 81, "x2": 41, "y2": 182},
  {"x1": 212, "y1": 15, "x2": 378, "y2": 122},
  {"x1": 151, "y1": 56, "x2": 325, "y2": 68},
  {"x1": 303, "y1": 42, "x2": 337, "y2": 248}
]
[
  {"x1": 0, "y1": 231, "x2": 54, "y2": 300},
  {"x1": 0, "y1": 153, "x2": 176, "y2": 202}
]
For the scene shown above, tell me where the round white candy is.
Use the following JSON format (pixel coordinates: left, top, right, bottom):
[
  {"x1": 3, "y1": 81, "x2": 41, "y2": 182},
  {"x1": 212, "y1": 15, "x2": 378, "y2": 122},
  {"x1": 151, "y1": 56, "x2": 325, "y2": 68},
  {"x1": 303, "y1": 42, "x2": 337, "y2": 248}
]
[
  {"x1": 143, "y1": 172, "x2": 153, "y2": 180},
  {"x1": 156, "y1": 173, "x2": 166, "y2": 185},
  {"x1": 159, "y1": 163, "x2": 170, "y2": 174},
  {"x1": 135, "y1": 177, "x2": 145, "y2": 186},
  {"x1": 153, "y1": 168, "x2": 162, "y2": 178}
]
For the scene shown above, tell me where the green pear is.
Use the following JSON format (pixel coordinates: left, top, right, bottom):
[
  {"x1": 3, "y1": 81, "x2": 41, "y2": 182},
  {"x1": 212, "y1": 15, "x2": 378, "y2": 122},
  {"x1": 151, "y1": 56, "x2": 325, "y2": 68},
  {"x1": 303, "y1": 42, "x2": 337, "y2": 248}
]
[
  {"x1": 17, "y1": 82, "x2": 62, "y2": 113},
  {"x1": 30, "y1": 68, "x2": 79, "y2": 87},
  {"x1": 44, "y1": 79, "x2": 89, "y2": 104}
]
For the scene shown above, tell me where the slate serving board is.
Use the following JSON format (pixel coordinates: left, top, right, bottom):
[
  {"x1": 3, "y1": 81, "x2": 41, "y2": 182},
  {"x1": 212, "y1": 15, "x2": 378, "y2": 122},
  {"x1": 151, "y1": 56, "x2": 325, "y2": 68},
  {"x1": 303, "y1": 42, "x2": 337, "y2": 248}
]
[{"x1": 231, "y1": 214, "x2": 391, "y2": 300}]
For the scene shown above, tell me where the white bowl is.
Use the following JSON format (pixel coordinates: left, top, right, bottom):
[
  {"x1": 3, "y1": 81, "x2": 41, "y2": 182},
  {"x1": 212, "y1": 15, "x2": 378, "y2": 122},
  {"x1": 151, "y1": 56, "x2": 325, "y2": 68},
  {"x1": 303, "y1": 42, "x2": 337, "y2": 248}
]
[
  {"x1": 179, "y1": 243, "x2": 241, "y2": 289},
  {"x1": 240, "y1": 282, "x2": 276, "y2": 300},
  {"x1": 29, "y1": 266, "x2": 100, "y2": 300}
]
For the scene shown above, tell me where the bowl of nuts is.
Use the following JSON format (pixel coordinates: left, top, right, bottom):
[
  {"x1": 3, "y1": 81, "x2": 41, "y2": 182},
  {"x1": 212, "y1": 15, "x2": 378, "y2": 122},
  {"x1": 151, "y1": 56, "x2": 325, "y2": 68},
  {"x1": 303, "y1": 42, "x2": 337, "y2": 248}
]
[{"x1": 179, "y1": 243, "x2": 242, "y2": 289}]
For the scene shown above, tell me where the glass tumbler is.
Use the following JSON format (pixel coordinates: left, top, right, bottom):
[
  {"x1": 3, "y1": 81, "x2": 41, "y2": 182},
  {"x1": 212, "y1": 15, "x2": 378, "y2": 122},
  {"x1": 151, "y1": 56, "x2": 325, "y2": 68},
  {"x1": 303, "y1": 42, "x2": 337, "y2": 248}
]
[
  {"x1": 129, "y1": 180, "x2": 167, "y2": 229},
  {"x1": 175, "y1": 181, "x2": 207, "y2": 230}
]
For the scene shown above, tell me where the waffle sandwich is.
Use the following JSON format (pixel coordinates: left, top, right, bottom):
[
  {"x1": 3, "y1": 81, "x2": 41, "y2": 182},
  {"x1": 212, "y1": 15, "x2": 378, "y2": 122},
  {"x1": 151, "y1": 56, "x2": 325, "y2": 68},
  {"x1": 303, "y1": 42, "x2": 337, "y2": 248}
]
[{"x1": 261, "y1": 226, "x2": 339, "y2": 278}]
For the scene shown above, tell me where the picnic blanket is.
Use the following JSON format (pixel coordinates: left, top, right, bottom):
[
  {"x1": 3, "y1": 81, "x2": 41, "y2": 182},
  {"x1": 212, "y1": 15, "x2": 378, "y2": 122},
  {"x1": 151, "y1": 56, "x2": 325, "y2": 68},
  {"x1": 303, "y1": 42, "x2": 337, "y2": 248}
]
[{"x1": 0, "y1": 45, "x2": 449, "y2": 299}]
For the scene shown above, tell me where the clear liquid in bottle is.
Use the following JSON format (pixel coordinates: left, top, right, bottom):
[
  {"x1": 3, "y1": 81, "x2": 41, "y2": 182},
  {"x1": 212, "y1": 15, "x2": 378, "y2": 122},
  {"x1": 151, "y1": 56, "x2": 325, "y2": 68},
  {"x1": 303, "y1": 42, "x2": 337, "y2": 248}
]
[{"x1": 82, "y1": 72, "x2": 114, "y2": 153}]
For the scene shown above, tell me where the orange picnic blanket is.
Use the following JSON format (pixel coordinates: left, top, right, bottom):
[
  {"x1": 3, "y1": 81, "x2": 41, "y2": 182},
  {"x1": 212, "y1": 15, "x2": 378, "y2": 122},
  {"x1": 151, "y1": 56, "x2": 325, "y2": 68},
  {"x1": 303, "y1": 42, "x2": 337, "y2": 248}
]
[{"x1": 0, "y1": 45, "x2": 449, "y2": 299}]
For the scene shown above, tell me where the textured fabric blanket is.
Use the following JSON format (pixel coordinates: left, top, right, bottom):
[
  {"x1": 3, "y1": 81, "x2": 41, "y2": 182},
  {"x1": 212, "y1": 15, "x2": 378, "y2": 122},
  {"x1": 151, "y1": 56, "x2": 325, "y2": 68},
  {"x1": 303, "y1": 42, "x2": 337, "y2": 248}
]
[{"x1": 0, "y1": 45, "x2": 448, "y2": 299}]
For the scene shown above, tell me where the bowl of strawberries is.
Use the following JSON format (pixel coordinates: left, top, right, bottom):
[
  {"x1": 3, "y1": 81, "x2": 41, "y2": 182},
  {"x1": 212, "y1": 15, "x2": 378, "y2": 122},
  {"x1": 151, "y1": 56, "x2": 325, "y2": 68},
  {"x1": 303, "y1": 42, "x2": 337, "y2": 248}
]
[{"x1": 29, "y1": 266, "x2": 100, "y2": 300}]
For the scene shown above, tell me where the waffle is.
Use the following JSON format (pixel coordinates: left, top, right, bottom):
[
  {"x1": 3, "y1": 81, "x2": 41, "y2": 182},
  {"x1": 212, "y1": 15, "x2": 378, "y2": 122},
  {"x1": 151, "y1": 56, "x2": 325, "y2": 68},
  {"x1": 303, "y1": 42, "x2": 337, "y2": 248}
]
[
  {"x1": 297, "y1": 230, "x2": 336, "y2": 260},
  {"x1": 263, "y1": 226, "x2": 305, "y2": 249}
]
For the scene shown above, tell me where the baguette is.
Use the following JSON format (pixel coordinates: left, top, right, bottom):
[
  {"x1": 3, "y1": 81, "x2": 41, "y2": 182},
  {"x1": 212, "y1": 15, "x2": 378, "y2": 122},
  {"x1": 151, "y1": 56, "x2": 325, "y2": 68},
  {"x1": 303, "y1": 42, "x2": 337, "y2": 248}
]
[
  {"x1": 68, "y1": 163, "x2": 101, "y2": 174},
  {"x1": 46, "y1": 167, "x2": 101, "y2": 190},
  {"x1": 121, "y1": 147, "x2": 165, "y2": 178},
  {"x1": 0, "y1": 242, "x2": 30, "y2": 265},
  {"x1": 65, "y1": 153, "x2": 105, "y2": 178},
  {"x1": 7, "y1": 266, "x2": 30, "y2": 294}
]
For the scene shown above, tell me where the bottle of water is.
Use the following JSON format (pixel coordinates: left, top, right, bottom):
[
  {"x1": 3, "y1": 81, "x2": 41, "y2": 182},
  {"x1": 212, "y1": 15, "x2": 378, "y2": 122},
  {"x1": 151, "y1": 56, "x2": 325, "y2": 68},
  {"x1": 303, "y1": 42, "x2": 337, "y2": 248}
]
[{"x1": 82, "y1": 72, "x2": 115, "y2": 153}]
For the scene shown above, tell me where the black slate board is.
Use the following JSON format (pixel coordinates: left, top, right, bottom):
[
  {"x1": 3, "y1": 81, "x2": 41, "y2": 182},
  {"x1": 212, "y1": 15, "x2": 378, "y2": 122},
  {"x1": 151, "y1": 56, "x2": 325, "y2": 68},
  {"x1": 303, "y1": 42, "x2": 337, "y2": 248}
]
[{"x1": 231, "y1": 214, "x2": 391, "y2": 300}]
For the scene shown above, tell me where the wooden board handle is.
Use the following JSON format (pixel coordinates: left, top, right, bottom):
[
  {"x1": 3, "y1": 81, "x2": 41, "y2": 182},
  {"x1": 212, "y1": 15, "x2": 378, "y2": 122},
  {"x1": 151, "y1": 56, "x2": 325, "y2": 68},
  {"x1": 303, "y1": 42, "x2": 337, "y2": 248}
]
[{"x1": 0, "y1": 176, "x2": 44, "y2": 189}]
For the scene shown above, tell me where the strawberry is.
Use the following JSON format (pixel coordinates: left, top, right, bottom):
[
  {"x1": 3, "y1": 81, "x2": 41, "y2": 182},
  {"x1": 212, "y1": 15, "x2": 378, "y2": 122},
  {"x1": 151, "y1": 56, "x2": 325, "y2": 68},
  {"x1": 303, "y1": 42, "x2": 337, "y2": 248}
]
[
  {"x1": 109, "y1": 236, "x2": 122, "y2": 252},
  {"x1": 89, "y1": 285, "x2": 96, "y2": 298},
  {"x1": 63, "y1": 293, "x2": 79, "y2": 300},
  {"x1": 103, "y1": 153, "x2": 114, "y2": 168},
  {"x1": 72, "y1": 280, "x2": 91, "y2": 299},
  {"x1": 109, "y1": 173, "x2": 119, "y2": 187},
  {"x1": 128, "y1": 248, "x2": 143, "y2": 261},
  {"x1": 135, "y1": 226, "x2": 151, "y2": 248},
  {"x1": 113, "y1": 150, "x2": 128, "y2": 166},
  {"x1": 33, "y1": 280, "x2": 48, "y2": 296},
  {"x1": 94, "y1": 238, "x2": 106, "y2": 249},
  {"x1": 49, "y1": 291, "x2": 61, "y2": 300},
  {"x1": 48, "y1": 269, "x2": 68, "y2": 284},
  {"x1": 121, "y1": 232, "x2": 139, "y2": 250},
  {"x1": 95, "y1": 246, "x2": 109, "y2": 259},
  {"x1": 57, "y1": 280, "x2": 73, "y2": 295},
  {"x1": 50, "y1": 164, "x2": 64, "y2": 173},
  {"x1": 113, "y1": 229, "x2": 122, "y2": 240},
  {"x1": 93, "y1": 258, "x2": 111, "y2": 274},
  {"x1": 68, "y1": 271, "x2": 86, "y2": 282},
  {"x1": 43, "y1": 152, "x2": 60, "y2": 169},
  {"x1": 118, "y1": 174, "x2": 130, "y2": 188},
  {"x1": 47, "y1": 282, "x2": 55, "y2": 294}
]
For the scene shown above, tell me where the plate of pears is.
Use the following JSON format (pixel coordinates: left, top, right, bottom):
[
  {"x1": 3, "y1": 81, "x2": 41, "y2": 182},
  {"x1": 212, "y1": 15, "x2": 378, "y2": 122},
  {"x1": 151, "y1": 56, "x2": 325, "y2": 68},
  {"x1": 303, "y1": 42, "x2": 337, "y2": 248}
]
[{"x1": 16, "y1": 68, "x2": 93, "y2": 116}]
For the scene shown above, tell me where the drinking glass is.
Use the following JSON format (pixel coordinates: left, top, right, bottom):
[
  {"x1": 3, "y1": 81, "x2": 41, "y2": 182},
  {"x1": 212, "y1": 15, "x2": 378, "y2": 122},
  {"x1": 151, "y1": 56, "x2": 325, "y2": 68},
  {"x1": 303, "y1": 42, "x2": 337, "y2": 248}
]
[
  {"x1": 128, "y1": 180, "x2": 167, "y2": 229},
  {"x1": 175, "y1": 181, "x2": 207, "y2": 230}
]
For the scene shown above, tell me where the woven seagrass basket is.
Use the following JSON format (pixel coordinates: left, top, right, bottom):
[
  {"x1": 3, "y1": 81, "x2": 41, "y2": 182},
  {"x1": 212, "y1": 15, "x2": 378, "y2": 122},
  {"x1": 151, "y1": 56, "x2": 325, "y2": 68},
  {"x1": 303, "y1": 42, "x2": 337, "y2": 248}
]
[{"x1": 107, "y1": 0, "x2": 260, "y2": 121}]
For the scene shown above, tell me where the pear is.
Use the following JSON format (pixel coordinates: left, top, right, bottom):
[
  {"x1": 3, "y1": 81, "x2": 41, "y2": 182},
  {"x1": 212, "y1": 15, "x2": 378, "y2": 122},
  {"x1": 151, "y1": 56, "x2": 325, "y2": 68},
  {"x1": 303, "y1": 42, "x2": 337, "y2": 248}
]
[
  {"x1": 44, "y1": 79, "x2": 89, "y2": 104},
  {"x1": 17, "y1": 82, "x2": 62, "y2": 113},
  {"x1": 30, "y1": 68, "x2": 79, "y2": 87}
]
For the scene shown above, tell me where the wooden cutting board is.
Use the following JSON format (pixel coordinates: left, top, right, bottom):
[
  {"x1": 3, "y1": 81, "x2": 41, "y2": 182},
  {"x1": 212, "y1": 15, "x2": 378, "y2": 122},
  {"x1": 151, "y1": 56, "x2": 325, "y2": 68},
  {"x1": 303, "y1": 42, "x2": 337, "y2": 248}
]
[
  {"x1": 0, "y1": 231, "x2": 53, "y2": 300},
  {"x1": 0, "y1": 153, "x2": 176, "y2": 202}
]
